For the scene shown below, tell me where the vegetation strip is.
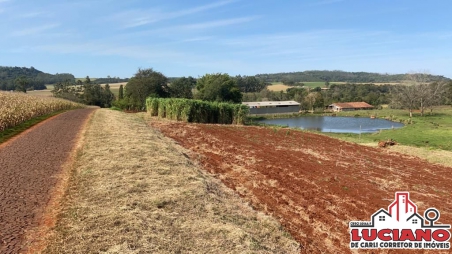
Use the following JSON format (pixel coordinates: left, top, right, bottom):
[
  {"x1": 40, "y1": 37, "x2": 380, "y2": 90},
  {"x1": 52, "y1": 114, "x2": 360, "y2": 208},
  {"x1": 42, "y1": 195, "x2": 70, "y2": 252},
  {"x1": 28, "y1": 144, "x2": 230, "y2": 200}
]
[
  {"x1": 45, "y1": 109, "x2": 298, "y2": 253},
  {"x1": 146, "y1": 98, "x2": 249, "y2": 124}
]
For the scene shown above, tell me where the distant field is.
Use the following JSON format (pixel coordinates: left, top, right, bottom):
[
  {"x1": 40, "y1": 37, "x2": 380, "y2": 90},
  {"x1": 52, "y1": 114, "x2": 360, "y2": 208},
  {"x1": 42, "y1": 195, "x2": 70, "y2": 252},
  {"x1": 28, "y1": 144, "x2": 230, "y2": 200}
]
[
  {"x1": 100, "y1": 82, "x2": 127, "y2": 97},
  {"x1": 267, "y1": 81, "x2": 402, "y2": 92},
  {"x1": 266, "y1": 83, "x2": 293, "y2": 92},
  {"x1": 27, "y1": 85, "x2": 54, "y2": 97},
  {"x1": 267, "y1": 82, "x2": 345, "y2": 92},
  {"x1": 75, "y1": 78, "x2": 98, "y2": 82}
]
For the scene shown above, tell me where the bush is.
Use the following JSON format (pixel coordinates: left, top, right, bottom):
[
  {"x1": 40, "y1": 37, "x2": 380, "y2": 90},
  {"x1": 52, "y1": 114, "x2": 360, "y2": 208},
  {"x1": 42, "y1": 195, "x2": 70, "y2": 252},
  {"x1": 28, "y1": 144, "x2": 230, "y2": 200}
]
[{"x1": 146, "y1": 98, "x2": 249, "y2": 125}]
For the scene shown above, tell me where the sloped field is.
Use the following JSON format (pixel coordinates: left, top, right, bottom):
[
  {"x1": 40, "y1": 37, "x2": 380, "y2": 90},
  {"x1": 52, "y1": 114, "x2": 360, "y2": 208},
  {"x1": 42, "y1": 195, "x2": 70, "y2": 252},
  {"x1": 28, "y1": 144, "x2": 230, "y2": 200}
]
[{"x1": 149, "y1": 121, "x2": 452, "y2": 253}]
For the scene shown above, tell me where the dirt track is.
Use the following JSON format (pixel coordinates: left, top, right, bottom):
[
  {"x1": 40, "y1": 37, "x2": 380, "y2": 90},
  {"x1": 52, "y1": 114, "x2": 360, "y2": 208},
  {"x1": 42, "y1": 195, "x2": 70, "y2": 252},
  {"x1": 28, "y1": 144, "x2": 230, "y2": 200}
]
[
  {"x1": 150, "y1": 121, "x2": 452, "y2": 253},
  {"x1": 0, "y1": 109, "x2": 95, "y2": 254}
]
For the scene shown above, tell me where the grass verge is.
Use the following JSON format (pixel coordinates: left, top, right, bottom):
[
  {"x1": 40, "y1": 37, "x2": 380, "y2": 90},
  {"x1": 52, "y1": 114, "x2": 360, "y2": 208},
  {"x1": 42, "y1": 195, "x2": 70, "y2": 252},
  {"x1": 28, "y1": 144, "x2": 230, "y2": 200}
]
[
  {"x1": 0, "y1": 110, "x2": 68, "y2": 144},
  {"x1": 45, "y1": 109, "x2": 299, "y2": 253}
]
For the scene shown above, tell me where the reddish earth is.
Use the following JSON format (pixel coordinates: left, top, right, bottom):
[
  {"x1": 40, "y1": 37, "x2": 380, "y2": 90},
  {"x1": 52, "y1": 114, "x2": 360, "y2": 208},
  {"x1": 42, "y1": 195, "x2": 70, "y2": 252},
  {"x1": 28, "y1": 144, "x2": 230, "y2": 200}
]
[
  {"x1": 150, "y1": 121, "x2": 452, "y2": 253},
  {"x1": 0, "y1": 108, "x2": 95, "y2": 254}
]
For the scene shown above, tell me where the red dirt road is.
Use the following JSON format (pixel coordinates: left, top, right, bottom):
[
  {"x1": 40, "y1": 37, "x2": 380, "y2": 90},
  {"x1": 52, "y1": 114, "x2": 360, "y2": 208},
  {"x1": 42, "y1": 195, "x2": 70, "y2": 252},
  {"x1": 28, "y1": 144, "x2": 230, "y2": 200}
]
[
  {"x1": 150, "y1": 121, "x2": 452, "y2": 253},
  {"x1": 0, "y1": 109, "x2": 95, "y2": 254}
]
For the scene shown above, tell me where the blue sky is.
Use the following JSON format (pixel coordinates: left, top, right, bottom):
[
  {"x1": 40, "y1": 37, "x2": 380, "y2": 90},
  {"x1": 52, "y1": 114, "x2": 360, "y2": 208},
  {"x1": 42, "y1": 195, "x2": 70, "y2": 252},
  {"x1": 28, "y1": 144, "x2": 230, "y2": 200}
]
[{"x1": 1, "y1": 0, "x2": 451, "y2": 78}]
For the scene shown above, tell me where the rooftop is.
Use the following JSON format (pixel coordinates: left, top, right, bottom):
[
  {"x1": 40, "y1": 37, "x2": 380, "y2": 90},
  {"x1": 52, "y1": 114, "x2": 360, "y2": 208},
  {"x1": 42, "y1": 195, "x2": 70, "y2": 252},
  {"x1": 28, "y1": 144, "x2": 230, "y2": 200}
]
[
  {"x1": 330, "y1": 102, "x2": 374, "y2": 108},
  {"x1": 242, "y1": 101, "x2": 300, "y2": 107}
]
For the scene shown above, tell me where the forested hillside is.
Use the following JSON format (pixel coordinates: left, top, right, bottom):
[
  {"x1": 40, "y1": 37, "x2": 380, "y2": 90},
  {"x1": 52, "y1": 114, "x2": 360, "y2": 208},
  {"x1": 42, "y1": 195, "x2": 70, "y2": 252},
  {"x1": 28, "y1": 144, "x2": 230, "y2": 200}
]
[
  {"x1": 0, "y1": 66, "x2": 75, "y2": 91},
  {"x1": 255, "y1": 70, "x2": 449, "y2": 83}
]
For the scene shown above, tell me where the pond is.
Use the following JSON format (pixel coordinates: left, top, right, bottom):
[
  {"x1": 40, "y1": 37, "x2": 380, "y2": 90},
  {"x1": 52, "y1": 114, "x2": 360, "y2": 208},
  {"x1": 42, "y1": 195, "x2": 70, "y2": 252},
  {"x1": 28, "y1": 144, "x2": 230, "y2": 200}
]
[{"x1": 256, "y1": 116, "x2": 404, "y2": 133}]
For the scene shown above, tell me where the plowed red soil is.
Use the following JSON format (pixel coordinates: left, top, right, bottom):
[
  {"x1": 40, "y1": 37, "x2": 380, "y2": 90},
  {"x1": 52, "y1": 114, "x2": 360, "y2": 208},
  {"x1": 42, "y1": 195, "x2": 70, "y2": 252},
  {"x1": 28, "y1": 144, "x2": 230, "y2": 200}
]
[
  {"x1": 0, "y1": 108, "x2": 95, "y2": 254},
  {"x1": 150, "y1": 121, "x2": 452, "y2": 253}
]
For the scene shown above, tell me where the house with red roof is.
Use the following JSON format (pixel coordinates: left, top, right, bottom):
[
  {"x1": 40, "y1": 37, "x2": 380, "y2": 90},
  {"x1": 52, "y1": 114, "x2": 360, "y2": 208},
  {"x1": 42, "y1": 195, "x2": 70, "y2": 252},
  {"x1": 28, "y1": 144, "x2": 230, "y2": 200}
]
[{"x1": 327, "y1": 102, "x2": 374, "y2": 112}]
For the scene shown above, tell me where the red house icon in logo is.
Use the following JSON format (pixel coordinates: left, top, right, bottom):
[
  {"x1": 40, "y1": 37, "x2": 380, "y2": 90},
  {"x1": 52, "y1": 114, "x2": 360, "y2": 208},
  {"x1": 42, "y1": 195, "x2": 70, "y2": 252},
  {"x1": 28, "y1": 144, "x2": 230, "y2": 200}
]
[{"x1": 388, "y1": 192, "x2": 417, "y2": 222}]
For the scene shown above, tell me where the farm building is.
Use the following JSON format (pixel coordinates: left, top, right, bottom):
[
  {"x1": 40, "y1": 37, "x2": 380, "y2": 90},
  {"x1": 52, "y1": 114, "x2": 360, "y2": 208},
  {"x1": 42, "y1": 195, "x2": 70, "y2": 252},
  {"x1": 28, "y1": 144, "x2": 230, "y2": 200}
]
[
  {"x1": 243, "y1": 101, "x2": 300, "y2": 115},
  {"x1": 327, "y1": 102, "x2": 374, "y2": 112}
]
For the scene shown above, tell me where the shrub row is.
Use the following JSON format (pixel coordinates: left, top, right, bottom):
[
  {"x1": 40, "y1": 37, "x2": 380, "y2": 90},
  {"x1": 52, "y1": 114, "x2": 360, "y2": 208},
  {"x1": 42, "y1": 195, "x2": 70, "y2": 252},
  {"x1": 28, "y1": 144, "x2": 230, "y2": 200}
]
[{"x1": 146, "y1": 98, "x2": 249, "y2": 125}]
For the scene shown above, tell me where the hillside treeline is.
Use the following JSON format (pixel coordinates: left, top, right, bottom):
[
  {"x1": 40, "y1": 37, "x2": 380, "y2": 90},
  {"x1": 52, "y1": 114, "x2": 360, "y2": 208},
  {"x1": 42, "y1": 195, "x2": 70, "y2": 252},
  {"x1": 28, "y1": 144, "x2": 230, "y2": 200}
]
[
  {"x1": 0, "y1": 66, "x2": 74, "y2": 91},
  {"x1": 255, "y1": 70, "x2": 449, "y2": 83}
]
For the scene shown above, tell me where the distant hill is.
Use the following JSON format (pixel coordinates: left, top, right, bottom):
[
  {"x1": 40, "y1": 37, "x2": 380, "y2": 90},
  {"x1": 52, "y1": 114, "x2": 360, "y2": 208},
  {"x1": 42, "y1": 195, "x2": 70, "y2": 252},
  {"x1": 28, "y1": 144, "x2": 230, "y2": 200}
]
[
  {"x1": 0, "y1": 66, "x2": 75, "y2": 91},
  {"x1": 255, "y1": 70, "x2": 450, "y2": 84}
]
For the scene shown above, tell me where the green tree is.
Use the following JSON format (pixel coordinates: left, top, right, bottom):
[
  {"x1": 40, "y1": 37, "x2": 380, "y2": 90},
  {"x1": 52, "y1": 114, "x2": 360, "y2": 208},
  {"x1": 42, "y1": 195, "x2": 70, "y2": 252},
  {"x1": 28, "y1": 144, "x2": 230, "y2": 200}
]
[
  {"x1": 125, "y1": 68, "x2": 169, "y2": 110},
  {"x1": 118, "y1": 84, "x2": 124, "y2": 100},
  {"x1": 170, "y1": 76, "x2": 196, "y2": 99},
  {"x1": 15, "y1": 76, "x2": 29, "y2": 93},
  {"x1": 103, "y1": 84, "x2": 115, "y2": 107},
  {"x1": 196, "y1": 73, "x2": 242, "y2": 103},
  {"x1": 235, "y1": 75, "x2": 267, "y2": 93}
]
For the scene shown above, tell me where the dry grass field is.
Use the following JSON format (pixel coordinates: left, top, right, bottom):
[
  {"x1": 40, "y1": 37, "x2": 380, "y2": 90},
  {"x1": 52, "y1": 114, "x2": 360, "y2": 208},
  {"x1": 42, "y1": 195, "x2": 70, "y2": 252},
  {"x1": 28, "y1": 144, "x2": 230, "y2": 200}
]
[
  {"x1": 266, "y1": 84, "x2": 294, "y2": 92},
  {"x1": 45, "y1": 109, "x2": 299, "y2": 253}
]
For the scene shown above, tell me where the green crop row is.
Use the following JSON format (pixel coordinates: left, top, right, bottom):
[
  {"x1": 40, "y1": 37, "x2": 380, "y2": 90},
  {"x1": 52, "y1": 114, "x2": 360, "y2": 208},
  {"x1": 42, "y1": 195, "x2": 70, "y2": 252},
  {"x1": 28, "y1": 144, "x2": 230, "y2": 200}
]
[{"x1": 146, "y1": 98, "x2": 249, "y2": 125}]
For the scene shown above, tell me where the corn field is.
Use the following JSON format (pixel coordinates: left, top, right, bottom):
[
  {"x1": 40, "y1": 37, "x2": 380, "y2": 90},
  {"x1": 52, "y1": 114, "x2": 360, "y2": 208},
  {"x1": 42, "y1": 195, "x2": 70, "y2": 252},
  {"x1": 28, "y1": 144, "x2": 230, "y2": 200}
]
[
  {"x1": 146, "y1": 98, "x2": 249, "y2": 125},
  {"x1": 0, "y1": 91, "x2": 84, "y2": 132}
]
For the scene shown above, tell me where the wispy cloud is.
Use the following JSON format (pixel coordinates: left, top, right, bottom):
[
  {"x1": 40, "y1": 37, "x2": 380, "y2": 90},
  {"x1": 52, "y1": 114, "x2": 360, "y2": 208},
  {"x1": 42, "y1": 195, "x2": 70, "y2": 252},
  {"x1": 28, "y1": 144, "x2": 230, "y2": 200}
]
[
  {"x1": 19, "y1": 11, "x2": 48, "y2": 18},
  {"x1": 11, "y1": 24, "x2": 60, "y2": 36},
  {"x1": 180, "y1": 16, "x2": 258, "y2": 30},
  {"x1": 112, "y1": 0, "x2": 239, "y2": 29},
  {"x1": 181, "y1": 36, "x2": 213, "y2": 42},
  {"x1": 133, "y1": 16, "x2": 258, "y2": 36},
  {"x1": 310, "y1": 0, "x2": 345, "y2": 6}
]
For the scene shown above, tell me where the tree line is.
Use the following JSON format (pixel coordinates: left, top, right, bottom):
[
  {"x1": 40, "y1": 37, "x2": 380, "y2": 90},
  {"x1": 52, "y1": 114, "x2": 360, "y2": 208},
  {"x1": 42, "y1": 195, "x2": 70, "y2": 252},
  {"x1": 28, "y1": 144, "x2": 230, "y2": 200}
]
[
  {"x1": 391, "y1": 73, "x2": 452, "y2": 117},
  {"x1": 112, "y1": 69, "x2": 267, "y2": 110},
  {"x1": 255, "y1": 70, "x2": 449, "y2": 84},
  {"x1": 0, "y1": 66, "x2": 74, "y2": 91}
]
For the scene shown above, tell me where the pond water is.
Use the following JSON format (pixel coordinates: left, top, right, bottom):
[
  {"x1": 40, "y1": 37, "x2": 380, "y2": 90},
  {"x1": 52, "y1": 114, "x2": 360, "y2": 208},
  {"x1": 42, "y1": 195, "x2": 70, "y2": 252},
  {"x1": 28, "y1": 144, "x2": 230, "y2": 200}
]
[{"x1": 257, "y1": 116, "x2": 404, "y2": 133}]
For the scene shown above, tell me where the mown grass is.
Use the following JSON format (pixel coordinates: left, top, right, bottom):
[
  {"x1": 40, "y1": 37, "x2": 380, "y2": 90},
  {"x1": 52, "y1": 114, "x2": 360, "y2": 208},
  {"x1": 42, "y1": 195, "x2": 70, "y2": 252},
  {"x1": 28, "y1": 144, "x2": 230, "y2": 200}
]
[
  {"x1": 45, "y1": 109, "x2": 299, "y2": 253},
  {"x1": 0, "y1": 110, "x2": 67, "y2": 144},
  {"x1": 324, "y1": 106, "x2": 452, "y2": 151}
]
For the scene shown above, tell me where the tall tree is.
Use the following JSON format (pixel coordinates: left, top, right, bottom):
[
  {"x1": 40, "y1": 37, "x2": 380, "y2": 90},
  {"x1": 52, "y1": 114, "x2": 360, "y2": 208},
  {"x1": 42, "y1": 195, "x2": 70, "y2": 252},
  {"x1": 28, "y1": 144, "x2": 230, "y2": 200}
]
[
  {"x1": 118, "y1": 84, "x2": 124, "y2": 100},
  {"x1": 196, "y1": 73, "x2": 242, "y2": 103},
  {"x1": 125, "y1": 68, "x2": 169, "y2": 110}
]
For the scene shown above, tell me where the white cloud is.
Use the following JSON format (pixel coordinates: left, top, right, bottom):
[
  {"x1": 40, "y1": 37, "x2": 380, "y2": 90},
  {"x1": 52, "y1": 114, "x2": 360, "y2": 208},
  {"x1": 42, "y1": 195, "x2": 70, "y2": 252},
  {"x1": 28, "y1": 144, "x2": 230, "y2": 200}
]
[
  {"x1": 111, "y1": 0, "x2": 239, "y2": 29},
  {"x1": 11, "y1": 24, "x2": 60, "y2": 36}
]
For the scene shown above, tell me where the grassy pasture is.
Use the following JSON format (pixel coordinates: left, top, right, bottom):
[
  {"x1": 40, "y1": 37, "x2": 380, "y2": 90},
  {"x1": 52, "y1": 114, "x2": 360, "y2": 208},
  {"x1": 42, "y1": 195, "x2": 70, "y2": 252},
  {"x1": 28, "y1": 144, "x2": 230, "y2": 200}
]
[{"x1": 324, "y1": 106, "x2": 452, "y2": 151}]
